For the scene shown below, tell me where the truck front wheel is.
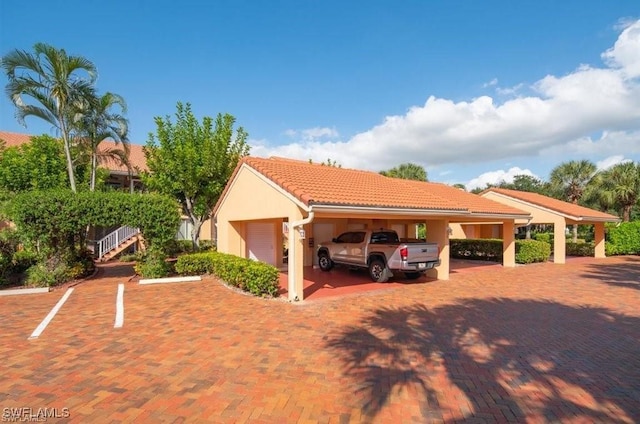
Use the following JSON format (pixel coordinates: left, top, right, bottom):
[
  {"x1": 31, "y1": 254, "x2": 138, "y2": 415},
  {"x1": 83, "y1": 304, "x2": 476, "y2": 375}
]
[
  {"x1": 318, "y1": 252, "x2": 333, "y2": 271},
  {"x1": 369, "y1": 259, "x2": 389, "y2": 283}
]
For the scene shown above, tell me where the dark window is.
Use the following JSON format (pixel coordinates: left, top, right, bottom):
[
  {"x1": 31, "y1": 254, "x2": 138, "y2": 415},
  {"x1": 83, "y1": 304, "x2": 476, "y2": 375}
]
[
  {"x1": 370, "y1": 231, "x2": 400, "y2": 244},
  {"x1": 335, "y1": 232, "x2": 353, "y2": 243},
  {"x1": 352, "y1": 232, "x2": 366, "y2": 243}
]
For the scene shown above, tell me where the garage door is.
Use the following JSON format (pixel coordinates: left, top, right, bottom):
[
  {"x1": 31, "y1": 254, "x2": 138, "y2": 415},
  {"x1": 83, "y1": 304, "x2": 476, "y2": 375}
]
[
  {"x1": 347, "y1": 223, "x2": 365, "y2": 230},
  {"x1": 246, "y1": 222, "x2": 276, "y2": 265},
  {"x1": 313, "y1": 223, "x2": 335, "y2": 265}
]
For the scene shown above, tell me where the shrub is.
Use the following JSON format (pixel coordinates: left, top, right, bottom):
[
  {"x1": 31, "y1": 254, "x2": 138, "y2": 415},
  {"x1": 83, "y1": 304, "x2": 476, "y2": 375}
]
[
  {"x1": 12, "y1": 249, "x2": 38, "y2": 273},
  {"x1": 135, "y1": 247, "x2": 171, "y2": 278},
  {"x1": 566, "y1": 242, "x2": 595, "y2": 257},
  {"x1": 175, "y1": 251, "x2": 279, "y2": 297},
  {"x1": 198, "y1": 240, "x2": 216, "y2": 251},
  {"x1": 450, "y1": 239, "x2": 503, "y2": 261},
  {"x1": 25, "y1": 255, "x2": 69, "y2": 287},
  {"x1": 515, "y1": 239, "x2": 551, "y2": 264},
  {"x1": 606, "y1": 222, "x2": 640, "y2": 255},
  {"x1": 174, "y1": 252, "x2": 216, "y2": 275},
  {"x1": 119, "y1": 250, "x2": 145, "y2": 263}
]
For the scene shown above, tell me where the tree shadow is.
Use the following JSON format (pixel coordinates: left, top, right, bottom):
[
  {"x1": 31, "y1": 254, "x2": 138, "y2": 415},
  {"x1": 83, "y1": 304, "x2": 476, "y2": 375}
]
[
  {"x1": 326, "y1": 299, "x2": 640, "y2": 422},
  {"x1": 579, "y1": 256, "x2": 640, "y2": 291}
]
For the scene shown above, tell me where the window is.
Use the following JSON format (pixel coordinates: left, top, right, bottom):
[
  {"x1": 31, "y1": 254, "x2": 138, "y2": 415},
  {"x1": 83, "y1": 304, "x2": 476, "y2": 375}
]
[{"x1": 370, "y1": 231, "x2": 399, "y2": 244}]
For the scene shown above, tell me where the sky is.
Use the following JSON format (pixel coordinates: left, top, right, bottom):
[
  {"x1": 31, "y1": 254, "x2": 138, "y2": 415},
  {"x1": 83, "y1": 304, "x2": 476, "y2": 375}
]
[{"x1": 1, "y1": 1, "x2": 639, "y2": 189}]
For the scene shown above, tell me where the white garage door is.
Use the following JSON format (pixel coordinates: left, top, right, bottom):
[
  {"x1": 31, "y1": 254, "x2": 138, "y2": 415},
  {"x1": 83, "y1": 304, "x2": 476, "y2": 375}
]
[
  {"x1": 246, "y1": 222, "x2": 276, "y2": 265},
  {"x1": 347, "y1": 223, "x2": 365, "y2": 230},
  {"x1": 313, "y1": 223, "x2": 335, "y2": 265}
]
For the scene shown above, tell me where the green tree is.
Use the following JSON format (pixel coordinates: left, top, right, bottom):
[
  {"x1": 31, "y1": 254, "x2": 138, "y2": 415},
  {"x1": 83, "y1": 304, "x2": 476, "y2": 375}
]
[
  {"x1": 1, "y1": 43, "x2": 97, "y2": 192},
  {"x1": 74, "y1": 92, "x2": 130, "y2": 191},
  {"x1": 499, "y1": 175, "x2": 547, "y2": 194},
  {"x1": 596, "y1": 162, "x2": 640, "y2": 222},
  {"x1": 549, "y1": 160, "x2": 597, "y2": 242},
  {"x1": 142, "y1": 102, "x2": 249, "y2": 248},
  {"x1": 380, "y1": 163, "x2": 428, "y2": 181},
  {"x1": 0, "y1": 134, "x2": 68, "y2": 194}
]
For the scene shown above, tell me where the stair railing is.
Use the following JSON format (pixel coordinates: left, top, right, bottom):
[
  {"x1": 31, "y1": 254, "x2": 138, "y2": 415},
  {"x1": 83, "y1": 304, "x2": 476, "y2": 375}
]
[{"x1": 97, "y1": 226, "x2": 140, "y2": 260}]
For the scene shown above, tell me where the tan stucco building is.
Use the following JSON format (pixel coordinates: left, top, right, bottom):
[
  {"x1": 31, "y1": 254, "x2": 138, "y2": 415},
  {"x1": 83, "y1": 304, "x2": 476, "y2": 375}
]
[
  {"x1": 451, "y1": 188, "x2": 620, "y2": 263},
  {"x1": 214, "y1": 157, "x2": 532, "y2": 301}
]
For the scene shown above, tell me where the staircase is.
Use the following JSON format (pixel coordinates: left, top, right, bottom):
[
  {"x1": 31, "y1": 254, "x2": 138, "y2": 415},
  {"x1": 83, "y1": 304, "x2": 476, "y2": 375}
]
[{"x1": 96, "y1": 226, "x2": 142, "y2": 262}]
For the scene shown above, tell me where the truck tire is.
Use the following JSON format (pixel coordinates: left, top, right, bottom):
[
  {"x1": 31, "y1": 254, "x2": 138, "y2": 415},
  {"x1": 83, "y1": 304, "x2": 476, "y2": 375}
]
[
  {"x1": 369, "y1": 259, "x2": 389, "y2": 283},
  {"x1": 404, "y1": 272, "x2": 421, "y2": 280},
  {"x1": 318, "y1": 252, "x2": 333, "y2": 271}
]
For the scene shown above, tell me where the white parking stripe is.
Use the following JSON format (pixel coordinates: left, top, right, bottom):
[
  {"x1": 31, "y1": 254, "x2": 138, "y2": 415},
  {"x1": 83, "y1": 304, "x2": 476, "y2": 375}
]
[
  {"x1": 114, "y1": 284, "x2": 124, "y2": 328},
  {"x1": 29, "y1": 288, "x2": 74, "y2": 339}
]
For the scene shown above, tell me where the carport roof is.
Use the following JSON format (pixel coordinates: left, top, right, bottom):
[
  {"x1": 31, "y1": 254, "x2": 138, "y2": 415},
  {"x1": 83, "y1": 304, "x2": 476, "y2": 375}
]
[
  {"x1": 481, "y1": 188, "x2": 620, "y2": 222},
  {"x1": 222, "y1": 156, "x2": 530, "y2": 218}
]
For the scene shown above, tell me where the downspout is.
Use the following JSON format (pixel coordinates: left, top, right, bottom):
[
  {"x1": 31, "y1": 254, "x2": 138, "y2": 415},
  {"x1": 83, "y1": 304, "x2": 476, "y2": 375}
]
[{"x1": 287, "y1": 208, "x2": 315, "y2": 302}]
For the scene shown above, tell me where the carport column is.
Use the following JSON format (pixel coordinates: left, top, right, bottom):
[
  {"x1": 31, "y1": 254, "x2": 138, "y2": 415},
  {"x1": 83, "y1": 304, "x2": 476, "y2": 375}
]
[
  {"x1": 287, "y1": 210, "x2": 306, "y2": 302},
  {"x1": 502, "y1": 220, "x2": 516, "y2": 267},
  {"x1": 553, "y1": 221, "x2": 566, "y2": 264},
  {"x1": 594, "y1": 222, "x2": 606, "y2": 258},
  {"x1": 425, "y1": 219, "x2": 449, "y2": 280}
]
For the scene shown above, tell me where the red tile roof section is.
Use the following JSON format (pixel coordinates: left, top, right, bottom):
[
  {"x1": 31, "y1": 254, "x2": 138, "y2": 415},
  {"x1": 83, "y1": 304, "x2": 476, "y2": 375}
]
[
  {"x1": 0, "y1": 130, "x2": 147, "y2": 173},
  {"x1": 223, "y1": 156, "x2": 530, "y2": 216},
  {"x1": 482, "y1": 187, "x2": 619, "y2": 221}
]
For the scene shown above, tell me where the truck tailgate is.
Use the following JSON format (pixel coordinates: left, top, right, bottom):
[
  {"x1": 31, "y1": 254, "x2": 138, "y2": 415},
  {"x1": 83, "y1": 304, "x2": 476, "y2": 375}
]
[{"x1": 405, "y1": 243, "x2": 439, "y2": 263}]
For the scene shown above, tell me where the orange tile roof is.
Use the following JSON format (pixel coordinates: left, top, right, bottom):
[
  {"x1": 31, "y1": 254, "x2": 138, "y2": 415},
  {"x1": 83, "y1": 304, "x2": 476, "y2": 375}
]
[
  {"x1": 0, "y1": 130, "x2": 147, "y2": 173},
  {"x1": 482, "y1": 187, "x2": 619, "y2": 221},
  {"x1": 218, "y1": 156, "x2": 531, "y2": 217}
]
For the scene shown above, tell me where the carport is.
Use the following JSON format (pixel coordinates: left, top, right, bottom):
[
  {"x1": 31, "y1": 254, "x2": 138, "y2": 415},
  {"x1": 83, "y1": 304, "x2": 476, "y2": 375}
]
[
  {"x1": 479, "y1": 188, "x2": 620, "y2": 263},
  {"x1": 214, "y1": 157, "x2": 531, "y2": 301}
]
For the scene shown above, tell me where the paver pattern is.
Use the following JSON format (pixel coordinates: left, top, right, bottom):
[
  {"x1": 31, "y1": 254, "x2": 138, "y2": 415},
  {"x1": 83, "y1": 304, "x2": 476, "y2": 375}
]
[{"x1": 1, "y1": 257, "x2": 639, "y2": 423}]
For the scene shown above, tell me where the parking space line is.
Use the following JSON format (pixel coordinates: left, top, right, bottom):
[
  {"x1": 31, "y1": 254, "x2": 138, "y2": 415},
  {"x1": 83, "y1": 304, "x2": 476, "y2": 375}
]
[
  {"x1": 114, "y1": 283, "x2": 124, "y2": 328},
  {"x1": 29, "y1": 288, "x2": 74, "y2": 340}
]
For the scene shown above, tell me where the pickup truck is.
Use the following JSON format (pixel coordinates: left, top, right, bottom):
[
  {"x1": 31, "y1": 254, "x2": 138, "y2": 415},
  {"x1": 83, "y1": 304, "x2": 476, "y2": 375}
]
[{"x1": 316, "y1": 229, "x2": 440, "y2": 282}]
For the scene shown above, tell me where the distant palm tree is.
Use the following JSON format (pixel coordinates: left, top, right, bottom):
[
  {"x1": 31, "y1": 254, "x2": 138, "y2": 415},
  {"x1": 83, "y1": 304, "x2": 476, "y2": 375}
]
[
  {"x1": 597, "y1": 162, "x2": 640, "y2": 222},
  {"x1": 549, "y1": 160, "x2": 597, "y2": 242},
  {"x1": 380, "y1": 163, "x2": 428, "y2": 181},
  {"x1": 74, "y1": 92, "x2": 130, "y2": 191},
  {"x1": 1, "y1": 43, "x2": 97, "y2": 192}
]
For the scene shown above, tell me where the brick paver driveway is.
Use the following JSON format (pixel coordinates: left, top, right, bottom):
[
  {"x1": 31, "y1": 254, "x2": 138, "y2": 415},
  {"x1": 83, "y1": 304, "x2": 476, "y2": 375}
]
[{"x1": 1, "y1": 257, "x2": 639, "y2": 423}]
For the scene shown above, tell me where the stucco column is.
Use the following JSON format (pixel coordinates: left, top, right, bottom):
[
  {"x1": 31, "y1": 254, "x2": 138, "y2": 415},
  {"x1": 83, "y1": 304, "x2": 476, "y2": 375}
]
[
  {"x1": 594, "y1": 222, "x2": 606, "y2": 258},
  {"x1": 287, "y1": 209, "x2": 305, "y2": 301},
  {"x1": 425, "y1": 219, "x2": 449, "y2": 280},
  {"x1": 553, "y1": 221, "x2": 566, "y2": 264},
  {"x1": 502, "y1": 220, "x2": 516, "y2": 267}
]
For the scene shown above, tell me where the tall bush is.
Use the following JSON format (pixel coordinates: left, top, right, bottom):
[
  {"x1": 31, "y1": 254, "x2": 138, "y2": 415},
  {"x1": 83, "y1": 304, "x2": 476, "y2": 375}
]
[{"x1": 606, "y1": 222, "x2": 640, "y2": 255}]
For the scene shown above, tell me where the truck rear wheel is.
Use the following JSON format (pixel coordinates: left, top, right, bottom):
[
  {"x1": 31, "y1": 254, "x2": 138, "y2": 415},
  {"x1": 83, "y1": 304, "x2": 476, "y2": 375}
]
[
  {"x1": 369, "y1": 259, "x2": 389, "y2": 283},
  {"x1": 318, "y1": 252, "x2": 333, "y2": 271}
]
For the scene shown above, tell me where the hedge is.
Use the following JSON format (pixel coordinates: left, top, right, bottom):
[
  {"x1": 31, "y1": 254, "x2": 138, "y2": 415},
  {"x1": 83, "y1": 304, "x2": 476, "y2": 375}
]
[
  {"x1": 450, "y1": 238, "x2": 551, "y2": 264},
  {"x1": 515, "y1": 239, "x2": 551, "y2": 264},
  {"x1": 606, "y1": 222, "x2": 640, "y2": 255},
  {"x1": 175, "y1": 251, "x2": 279, "y2": 297},
  {"x1": 566, "y1": 242, "x2": 595, "y2": 257}
]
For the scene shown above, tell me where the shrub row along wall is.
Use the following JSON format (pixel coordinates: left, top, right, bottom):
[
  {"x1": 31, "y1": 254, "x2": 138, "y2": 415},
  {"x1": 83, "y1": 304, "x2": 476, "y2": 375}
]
[
  {"x1": 606, "y1": 222, "x2": 640, "y2": 255},
  {"x1": 175, "y1": 251, "x2": 279, "y2": 297},
  {"x1": 450, "y1": 239, "x2": 551, "y2": 264}
]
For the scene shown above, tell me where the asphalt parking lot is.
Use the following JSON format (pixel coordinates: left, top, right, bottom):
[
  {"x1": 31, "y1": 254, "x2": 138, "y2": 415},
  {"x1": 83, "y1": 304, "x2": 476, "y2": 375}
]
[{"x1": 1, "y1": 257, "x2": 639, "y2": 423}]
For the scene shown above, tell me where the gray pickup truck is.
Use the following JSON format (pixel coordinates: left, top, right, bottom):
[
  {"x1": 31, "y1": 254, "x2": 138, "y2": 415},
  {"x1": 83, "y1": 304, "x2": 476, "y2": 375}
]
[{"x1": 316, "y1": 229, "x2": 440, "y2": 282}]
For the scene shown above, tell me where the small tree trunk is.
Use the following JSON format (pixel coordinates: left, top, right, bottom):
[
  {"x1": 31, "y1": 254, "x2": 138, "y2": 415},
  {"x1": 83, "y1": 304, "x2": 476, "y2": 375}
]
[
  {"x1": 525, "y1": 225, "x2": 531, "y2": 240},
  {"x1": 572, "y1": 224, "x2": 578, "y2": 243},
  {"x1": 90, "y1": 153, "x2": 97, "y2": 191},
  {"x1": 191, "y1": 219, "x2": 203, "y2": 251},
  {"x1": 62, "y1": 133, "x2": 77, "y2": 192},
  {"x1": 623, "y1": 206, "x2": 631, "y2": 222}
]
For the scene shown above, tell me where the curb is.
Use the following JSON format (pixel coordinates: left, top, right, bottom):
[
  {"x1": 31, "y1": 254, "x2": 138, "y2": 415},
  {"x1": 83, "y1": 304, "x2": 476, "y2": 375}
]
[
  {"x1": 0, "y1": 287, "x2": 51, "y2": 296},
  {"x1": 139, "y1": 276, "x2": 202, "y2": 285}
]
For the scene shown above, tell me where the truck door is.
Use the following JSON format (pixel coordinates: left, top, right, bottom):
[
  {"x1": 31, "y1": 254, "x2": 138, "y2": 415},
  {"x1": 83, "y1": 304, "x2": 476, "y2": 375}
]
[
  {"x1": 332, "y1": 232, "x2": 352, "y2": 262},
  {"x1": 348, "y1": 231, "x2": 367, "y2": 265}
]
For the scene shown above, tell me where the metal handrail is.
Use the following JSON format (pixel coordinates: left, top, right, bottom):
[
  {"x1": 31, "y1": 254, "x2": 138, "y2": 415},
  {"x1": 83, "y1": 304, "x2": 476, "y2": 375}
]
[{"x1": 97, "y1": 226, "x2": 140, "y2": 259}]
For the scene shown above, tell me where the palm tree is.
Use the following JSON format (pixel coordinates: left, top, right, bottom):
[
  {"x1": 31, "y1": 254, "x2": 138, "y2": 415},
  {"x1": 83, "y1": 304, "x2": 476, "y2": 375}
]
[
  {"x1": 1, "y1": 43, "x2": 97, "y2": 192},
  {"x1": 380, "y1": 163, "x2": 428, "y2": 181},
  {"x1": 549, "y1": 160, "x2": 597, "y2": 242},
  {"x1": 73, "y1": 92, "x2": 130, "y2": 191},
  {"x1": 597, "y1": 162, "x2": 640, "y2": 222}
]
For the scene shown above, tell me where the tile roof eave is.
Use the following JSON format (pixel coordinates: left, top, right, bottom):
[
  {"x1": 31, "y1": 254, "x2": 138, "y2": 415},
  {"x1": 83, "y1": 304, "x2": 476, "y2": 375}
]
[{"x1": 309, "y1": 202, "x2": 472, "y2": 216}]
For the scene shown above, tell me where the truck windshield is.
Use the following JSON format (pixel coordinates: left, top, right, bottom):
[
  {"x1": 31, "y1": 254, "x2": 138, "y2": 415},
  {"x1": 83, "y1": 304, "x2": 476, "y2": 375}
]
[{"x1": 370, "y1": 231, "x2": 400, "y2": 244}]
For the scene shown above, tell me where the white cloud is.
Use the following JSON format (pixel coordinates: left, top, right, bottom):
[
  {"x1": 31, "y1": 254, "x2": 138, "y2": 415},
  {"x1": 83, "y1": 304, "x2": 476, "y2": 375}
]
[
  {"x1": 483, "y1": 78, "x2": 498, "y2": 88},
  {"x1": 596, "y1": 155, "x2": 632, "y2": 170},
  {"x1": 466, "y1": 167, "x2": 538, "y2": 191},
  {"x1": 256, "y1": 20, "x2": 640, "y2": 174}
]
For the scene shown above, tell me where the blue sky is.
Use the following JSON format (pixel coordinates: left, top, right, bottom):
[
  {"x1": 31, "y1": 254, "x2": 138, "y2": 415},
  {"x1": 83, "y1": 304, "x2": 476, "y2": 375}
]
[{"x1": 1, "y1": 1, "x2": 639, "y2": 189}]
